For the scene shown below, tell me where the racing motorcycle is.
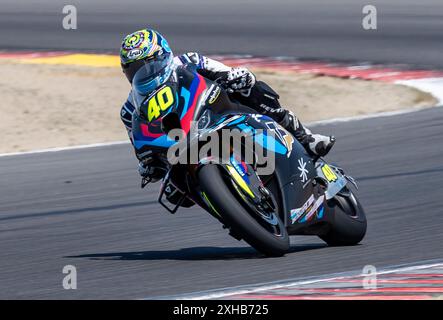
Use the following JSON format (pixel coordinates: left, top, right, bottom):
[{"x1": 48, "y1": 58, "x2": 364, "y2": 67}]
[{"x1": 131, "y1": 66, "x2": 367, "y2": 257}]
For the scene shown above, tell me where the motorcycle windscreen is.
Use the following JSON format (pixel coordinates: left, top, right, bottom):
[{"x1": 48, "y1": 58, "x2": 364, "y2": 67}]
[{"x1": 132, "y1": 69, "x2": 210, "y2": 150}]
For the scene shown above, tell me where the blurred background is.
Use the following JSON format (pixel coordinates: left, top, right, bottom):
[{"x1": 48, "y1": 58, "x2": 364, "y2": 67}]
[{"x1": 1, "y1": 0, "x2": 443, "y2": 67}]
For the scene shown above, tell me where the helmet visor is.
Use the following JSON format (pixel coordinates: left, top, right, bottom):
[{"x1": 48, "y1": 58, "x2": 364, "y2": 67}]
[{"x1": 130, "y1": 53, "x2": 173, "y2": 95}]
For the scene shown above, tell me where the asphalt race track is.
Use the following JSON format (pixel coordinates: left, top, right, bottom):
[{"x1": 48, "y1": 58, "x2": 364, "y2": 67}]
[
  {"x1": 1, "y1": 0, "x2": 443, "y2": 68},
  {"x1": 1, "y1": 0, "x2": 443, "y2": 299},
  {"x1": 1, "y1": 108, "x2": 443, "y2": 299}
]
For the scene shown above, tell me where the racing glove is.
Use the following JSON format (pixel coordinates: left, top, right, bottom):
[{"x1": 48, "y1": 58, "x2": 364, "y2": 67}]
[
  {"x1": 138, "y1": 159, "x2": 166, "y2": 183},
  {"x1": 225, "y1": 67, "x2": 256, "y2": 96}
]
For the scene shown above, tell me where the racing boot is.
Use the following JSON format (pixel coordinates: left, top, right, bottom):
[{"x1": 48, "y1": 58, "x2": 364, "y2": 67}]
[{"x1": 279, "y1": 110, "x2": 335, "y2": 157}]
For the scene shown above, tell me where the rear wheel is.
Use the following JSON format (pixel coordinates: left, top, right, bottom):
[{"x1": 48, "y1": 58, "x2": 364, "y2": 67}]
[
  {"x1": 319, "y1": 189, "x2": 367, "y2": 246},
  {"x1": 198, "y1": 164, "x2": 289, "y2": 256}
]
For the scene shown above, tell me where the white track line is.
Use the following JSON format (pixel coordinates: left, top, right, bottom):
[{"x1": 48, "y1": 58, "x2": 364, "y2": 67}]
[
  {"x1": 157, "y1": 261, "x2": 443, "y2": 300},
  {"x1": 308, "y1": 105, "x2": 432, "y2": 126},
  {"x1": 0, "y1": 141, "x2": 128, "y2": 158}
]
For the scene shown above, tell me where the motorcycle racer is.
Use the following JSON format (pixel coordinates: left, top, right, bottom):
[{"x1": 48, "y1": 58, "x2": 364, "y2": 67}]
[{"x1": 119, "y1": 29, "x2": 335, "y2": 182}]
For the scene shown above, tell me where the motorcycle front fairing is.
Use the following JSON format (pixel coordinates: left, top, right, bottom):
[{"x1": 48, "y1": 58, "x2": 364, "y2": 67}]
[{"x1": 131, "y1": 67, "x2": 216, "y2": 157}]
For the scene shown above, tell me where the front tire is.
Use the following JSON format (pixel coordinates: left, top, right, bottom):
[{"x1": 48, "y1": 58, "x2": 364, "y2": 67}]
[
  {"x1": 198, "y1": 164, "x2": 290, "y2": 257},
  {"x1": 320, "y1": 190, "x2": 367, "y2": 246}
]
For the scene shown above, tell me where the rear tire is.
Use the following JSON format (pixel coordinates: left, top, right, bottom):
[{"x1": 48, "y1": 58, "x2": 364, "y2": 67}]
[
  {"x1": 319, "y1": 190, "x2": 367, "y2": 246},
  {"x1": 198, "y1": 164, "x2": 289, "y2": 257}
]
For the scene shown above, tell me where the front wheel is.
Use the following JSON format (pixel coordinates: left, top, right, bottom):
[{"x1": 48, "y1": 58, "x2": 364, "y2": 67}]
[
  {"x1": 198, "y1": 164, "x2": 289, "y2": 257},
  {"x1": 319, "y1": 190, "x2": 367, "y2": 246}
]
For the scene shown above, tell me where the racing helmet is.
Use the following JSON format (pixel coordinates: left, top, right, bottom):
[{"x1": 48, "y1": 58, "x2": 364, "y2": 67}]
[{"x1": 120, "y1": 29, "x2": 174, "y2": 96}]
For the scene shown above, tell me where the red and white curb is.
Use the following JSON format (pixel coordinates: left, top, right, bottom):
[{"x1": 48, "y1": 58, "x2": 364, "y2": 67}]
[
  {"x1": 211, "y1": 56, "x2": 443, "y2": 104},
  {"x1": 159, "y1": 261, "x2": 443, "y2": 300},
  {"x1": 2, "y1": 51, "x2": 441, "y2": 82},
  {"x1": 211, "y1": 55, "x2": 443, "y2": 82},
  {"x1": 1, "y1": 51, "x2": 442, "y2": 103}
]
